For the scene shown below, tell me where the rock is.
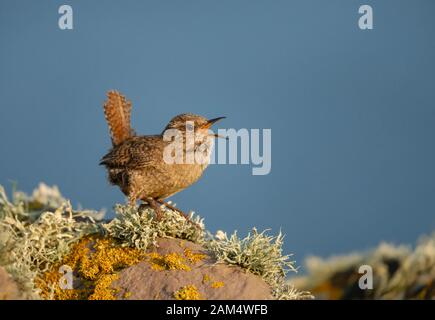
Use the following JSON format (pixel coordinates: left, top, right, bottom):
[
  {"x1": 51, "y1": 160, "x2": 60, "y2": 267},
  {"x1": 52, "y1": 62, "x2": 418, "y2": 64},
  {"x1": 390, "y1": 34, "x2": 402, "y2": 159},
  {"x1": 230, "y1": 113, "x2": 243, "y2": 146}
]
[
  {"x1": 112, "y1": 238, "x2": 273, "y2": 300},
  {"x1": 0, "y1": 266, "x2": 22, "y2": 300}
]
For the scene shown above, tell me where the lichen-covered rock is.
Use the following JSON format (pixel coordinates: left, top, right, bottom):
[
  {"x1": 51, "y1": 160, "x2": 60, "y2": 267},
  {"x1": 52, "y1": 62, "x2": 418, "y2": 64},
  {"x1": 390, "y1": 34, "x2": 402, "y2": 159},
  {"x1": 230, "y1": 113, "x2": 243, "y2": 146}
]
[
  {"x1": 112, "y1": 238, "x2": 273, "y2": 300},
  {"x1": 0, "y1": 266, "x2": 22, "y2": 300},
  {"x1": 1, "y1": 184, "x2": 306, "y2": 300},
  {"x1": 291, "y1": 236, "x2": 435, "y2": 300}
]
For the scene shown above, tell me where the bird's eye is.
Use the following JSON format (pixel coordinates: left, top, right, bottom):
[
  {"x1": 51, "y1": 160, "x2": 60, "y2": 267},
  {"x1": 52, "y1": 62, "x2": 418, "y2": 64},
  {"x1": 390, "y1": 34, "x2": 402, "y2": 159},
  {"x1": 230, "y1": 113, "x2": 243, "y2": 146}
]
[{"x1": 186, "y1": 123, "x2": 194, "y2": 131}]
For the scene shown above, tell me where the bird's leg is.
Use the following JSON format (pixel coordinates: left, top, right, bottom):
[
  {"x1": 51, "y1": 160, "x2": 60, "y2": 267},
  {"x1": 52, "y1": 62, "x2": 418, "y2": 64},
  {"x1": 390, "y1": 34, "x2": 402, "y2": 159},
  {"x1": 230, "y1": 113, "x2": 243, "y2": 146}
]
[
  {"x1": 128, "y1": 195, "x2": 136, "y2": 207},
  {"x1": 156, "y1": 199, "x2": 188, "y2": 218},
  {"x1": 156, "y1": 199, "x2": 201, "y2": 228},
  {"x1": 139, "y1": 197, "x2": 163, "y2": 221}
]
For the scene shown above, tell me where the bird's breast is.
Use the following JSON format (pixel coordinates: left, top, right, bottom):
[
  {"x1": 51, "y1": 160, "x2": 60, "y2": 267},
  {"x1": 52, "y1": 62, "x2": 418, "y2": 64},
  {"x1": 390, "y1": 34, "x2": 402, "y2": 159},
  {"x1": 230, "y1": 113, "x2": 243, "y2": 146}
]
[{"x1": 166, "y1": 162, "x2": 209, "y2": 189}]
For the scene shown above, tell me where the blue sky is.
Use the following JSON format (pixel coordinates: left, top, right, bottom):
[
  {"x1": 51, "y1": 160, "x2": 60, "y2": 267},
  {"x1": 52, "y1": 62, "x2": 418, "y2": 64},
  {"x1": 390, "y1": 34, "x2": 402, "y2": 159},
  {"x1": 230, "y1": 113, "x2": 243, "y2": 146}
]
[{"x1": 1, "y1": 1, "x2": 434, "y2": 264}]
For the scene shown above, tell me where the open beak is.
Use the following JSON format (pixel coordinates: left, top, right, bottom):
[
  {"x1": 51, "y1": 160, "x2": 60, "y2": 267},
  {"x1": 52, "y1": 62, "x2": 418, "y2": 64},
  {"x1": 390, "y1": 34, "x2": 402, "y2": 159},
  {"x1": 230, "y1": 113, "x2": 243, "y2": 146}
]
[
  {"x1": 201, "y1": 116, "x2": 226, "y2": 129},
  {"x1": 212, "y1": 133, "x2": 228, "y2": 140},
  {"x1": 201, "y1": 116, "x2": 227, "y2": 139}
]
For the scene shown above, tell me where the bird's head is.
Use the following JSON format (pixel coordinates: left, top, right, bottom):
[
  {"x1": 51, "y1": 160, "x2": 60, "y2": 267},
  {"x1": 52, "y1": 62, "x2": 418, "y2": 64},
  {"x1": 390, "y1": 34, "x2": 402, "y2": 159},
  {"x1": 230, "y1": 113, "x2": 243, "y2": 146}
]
[
  {"x1": 163, "y1": 113, "x2": 226, "y2": 139},
  {"x1": 162, "y1": 113, "x2": 226, "y2": 165}
]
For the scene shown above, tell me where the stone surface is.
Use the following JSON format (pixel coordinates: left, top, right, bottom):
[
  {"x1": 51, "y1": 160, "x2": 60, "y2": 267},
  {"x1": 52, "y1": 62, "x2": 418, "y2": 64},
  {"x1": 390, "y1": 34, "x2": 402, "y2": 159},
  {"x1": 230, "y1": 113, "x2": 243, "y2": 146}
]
[
  {"x1": 112, "y1": 238, "x2": 273, "y2": 300},
  {"x1": 0, "y1": 266, "x2": 22, "y2": 300}
]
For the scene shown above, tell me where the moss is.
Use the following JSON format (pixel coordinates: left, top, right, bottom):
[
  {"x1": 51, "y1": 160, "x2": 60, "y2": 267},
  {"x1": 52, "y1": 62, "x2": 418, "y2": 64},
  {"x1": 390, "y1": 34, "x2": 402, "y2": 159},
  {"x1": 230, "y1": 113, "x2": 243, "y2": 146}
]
[
  {"x1": 148, "y1": 252, "x2": 191, "y2": 271},
  {"x1": 174, "y1": 285, "x2": 202, "y2": 300},
  {"x1": 37, "y1": 237, "x2": 145, "y2": 300},
  {"x1": 211, "y1": 281, "x2": 224, "y2": 288}
]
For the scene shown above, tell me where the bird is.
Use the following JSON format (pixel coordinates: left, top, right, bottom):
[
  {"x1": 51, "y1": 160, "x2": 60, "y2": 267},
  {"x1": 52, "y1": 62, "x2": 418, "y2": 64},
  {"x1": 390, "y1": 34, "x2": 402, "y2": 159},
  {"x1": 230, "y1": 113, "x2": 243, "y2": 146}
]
[{"x1": 99, "y1": 90, "x2": 225, "y2": 221}]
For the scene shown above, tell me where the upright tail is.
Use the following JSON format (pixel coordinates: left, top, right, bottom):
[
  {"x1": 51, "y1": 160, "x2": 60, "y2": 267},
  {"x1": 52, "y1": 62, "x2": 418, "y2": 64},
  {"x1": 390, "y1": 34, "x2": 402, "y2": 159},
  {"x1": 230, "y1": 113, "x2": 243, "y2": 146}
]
[{"x1": 103, "y1": 90, "x2": 134, "y2": 146}]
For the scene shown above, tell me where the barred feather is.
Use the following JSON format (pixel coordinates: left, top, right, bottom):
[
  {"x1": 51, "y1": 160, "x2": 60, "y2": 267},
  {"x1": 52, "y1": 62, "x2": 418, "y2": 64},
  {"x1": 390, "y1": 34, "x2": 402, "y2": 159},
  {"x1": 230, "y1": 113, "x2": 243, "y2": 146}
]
[{"x1": 103, "y1": 90, "x2": 133, "y2": 146}]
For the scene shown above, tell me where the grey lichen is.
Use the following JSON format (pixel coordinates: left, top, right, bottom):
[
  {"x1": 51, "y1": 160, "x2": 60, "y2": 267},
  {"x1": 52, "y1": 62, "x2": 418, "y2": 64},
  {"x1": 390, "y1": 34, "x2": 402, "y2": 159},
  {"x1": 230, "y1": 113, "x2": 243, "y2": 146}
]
[
  {"x1": 0, "y1": 183, "x2": 311, "y2": 300},
  {"x1": 292, "y1": 235, "x2": 435, "y2": 299},
  {"x1": 102, "y1": 203, "x2": 205, "y2": 250},
  {"x1": 383, "y1": 234, "x2": 435, "y2": 299},
  {"x1": 0, "y1": 184, "x2": 102, "y2": 299},
  {"x1": 206, "y1": 228, "x2": 313, "y2": 300}
]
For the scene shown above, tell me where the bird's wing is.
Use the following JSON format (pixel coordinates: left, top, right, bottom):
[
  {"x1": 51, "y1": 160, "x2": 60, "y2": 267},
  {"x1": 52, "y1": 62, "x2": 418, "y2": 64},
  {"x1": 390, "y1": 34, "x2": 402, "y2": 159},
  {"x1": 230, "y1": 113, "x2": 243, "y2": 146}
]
[
  {"x1": 99, "y1": 136, "x2": 163, "y2": 169},
  {"x1": 103, "y1": 90, "x2": 135, "y2": 146}
]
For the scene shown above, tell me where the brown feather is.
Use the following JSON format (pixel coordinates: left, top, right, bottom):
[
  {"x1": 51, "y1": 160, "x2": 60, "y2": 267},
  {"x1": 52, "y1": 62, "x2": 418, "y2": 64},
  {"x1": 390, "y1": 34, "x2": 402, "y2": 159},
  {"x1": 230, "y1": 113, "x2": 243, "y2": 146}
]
[{"x1": 103, "y1": 90, "x2": 133, "y2": 146}]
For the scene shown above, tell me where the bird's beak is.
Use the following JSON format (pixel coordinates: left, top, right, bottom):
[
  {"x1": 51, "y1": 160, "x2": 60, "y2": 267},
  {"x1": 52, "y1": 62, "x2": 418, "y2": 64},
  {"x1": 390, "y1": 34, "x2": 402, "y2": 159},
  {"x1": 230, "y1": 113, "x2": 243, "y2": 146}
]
[
  {"x1": 211, "y1": 133, "x2": 228, "y2": 140},
  {"x1": 201, "y1": 116, "x2": 226, "y2": 129}
]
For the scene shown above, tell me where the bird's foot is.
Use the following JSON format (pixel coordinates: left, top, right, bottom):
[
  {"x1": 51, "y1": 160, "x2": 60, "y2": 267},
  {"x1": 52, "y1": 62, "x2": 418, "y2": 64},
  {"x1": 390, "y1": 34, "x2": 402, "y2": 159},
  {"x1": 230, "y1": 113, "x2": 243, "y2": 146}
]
[
  {"x1": 139, "y1": 199, "x2": 164, "y2": 221},
  {"x1": 156, "y1": 199, "x2": 201, "y2": 229}
]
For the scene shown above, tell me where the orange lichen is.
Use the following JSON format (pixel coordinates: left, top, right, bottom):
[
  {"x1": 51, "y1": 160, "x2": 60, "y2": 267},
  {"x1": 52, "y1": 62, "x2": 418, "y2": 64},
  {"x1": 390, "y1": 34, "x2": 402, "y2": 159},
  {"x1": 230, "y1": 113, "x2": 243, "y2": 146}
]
[
  {"x1": 88, "y1": 274, "x2": 120, "y2": 300},
  {"x1": 211, "y1": 281, "x2": 225, "y2": 288},
  {"x1": 37, "y1": 236, "x2": 146, "y2": 300},
  {"x1": 311, "y1": 282, "x2": 343, "y2": 300},
  {"x1": 202, "y1": 274, "x2": 224, "y2": 288},
  {"x1": 202, "y1": 274, "x2": 211, "y2": 284},
  {"x1": 147, "y1": 252, "x2": 191, "y2": 271},
  {"x1": 183, "y1": 248, "x2": 207, "y2": 264},
  {"x1": 174, "y1": 285, "x2": 202, "y2": 300}
]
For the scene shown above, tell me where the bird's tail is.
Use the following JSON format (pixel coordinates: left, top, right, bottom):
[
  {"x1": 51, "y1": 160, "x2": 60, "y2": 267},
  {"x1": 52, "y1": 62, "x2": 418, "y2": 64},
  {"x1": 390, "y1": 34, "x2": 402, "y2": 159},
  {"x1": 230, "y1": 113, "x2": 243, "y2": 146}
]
[{"x1": 103, "y1": 90, "x2": 134, "y2": 146}]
